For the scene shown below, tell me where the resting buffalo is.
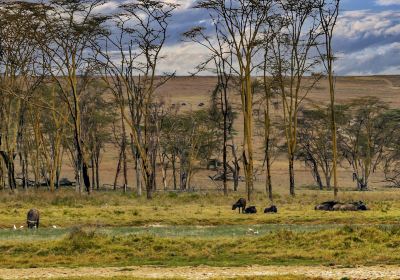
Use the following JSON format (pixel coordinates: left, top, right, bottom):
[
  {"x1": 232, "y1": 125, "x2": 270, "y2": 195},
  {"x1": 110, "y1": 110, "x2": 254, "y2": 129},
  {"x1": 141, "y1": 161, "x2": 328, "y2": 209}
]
[
  {"x1": 27, "y1": 209, "x2": 40, "y2": 229},
  {"x1": 315, "y1": 201, "x2": 368, "y2": 211},
  {"x1": 244, "y1": 206, "x2": 257, "y2": 214},
  {"x1": 232, "y1": 198, "x2": 246, "y2": 213},
  {"x1": 314, "y1": 201, "x2": 338, "y2": 211},
  {"x1": 333, "y1": 201, "x2": 368, "y2": 211},
  {"x1": 264, "y1": 205, "x2": 278, "y2": 213}
]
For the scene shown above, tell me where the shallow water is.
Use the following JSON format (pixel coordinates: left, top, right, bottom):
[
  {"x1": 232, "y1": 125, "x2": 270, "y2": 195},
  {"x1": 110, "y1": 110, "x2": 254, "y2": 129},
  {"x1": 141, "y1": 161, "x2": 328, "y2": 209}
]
[{"x1": 0, "y1": 223, "x2": 395, "y2": 241}]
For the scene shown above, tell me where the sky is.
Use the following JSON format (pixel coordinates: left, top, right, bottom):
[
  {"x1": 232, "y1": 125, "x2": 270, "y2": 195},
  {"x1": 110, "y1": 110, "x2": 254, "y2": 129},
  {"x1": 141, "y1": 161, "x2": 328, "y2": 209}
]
[{"x1": 99, "y1": 0, "x2": 400, "y2": 76}]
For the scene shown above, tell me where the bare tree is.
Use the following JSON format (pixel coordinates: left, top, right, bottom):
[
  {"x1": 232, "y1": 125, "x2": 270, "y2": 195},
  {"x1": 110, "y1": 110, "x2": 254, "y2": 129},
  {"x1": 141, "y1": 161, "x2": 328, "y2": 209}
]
[
  {"x1": 95, "y1": 0, "x2": 177, "y2": 199},
  {"x1": 0, "y1": 2, "x2": 44, "y2": 190},
  {"x1": 35, "y1": 0, "x2": 107, "y2": 194},
  {"x1": 270, "y1": 0, "x2": 321, "y2": 196},
  {"x1": 339, "y1": 97, "x2": 389, "y2": 190},
  {"x1": 318, "y1": 0, "x2": 340, "y2": 197},
  {"x1": 195, "y1": 0, "x2": 274, "y2": 201},
  {"x1": 183, "y1": 24, "x2": 235, "y2": 196}
]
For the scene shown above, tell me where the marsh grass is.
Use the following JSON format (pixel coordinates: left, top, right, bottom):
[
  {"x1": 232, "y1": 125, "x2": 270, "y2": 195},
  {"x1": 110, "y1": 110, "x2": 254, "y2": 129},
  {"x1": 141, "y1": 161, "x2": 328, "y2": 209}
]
[
  {"x1": 1, "y1": 225, "x2": 400, "y2": 268},
  {"x1": 1, "y1": 189, "x2": 400, "y2": 229},
  {"x1": 1, "y1": 190, "x2": 400, "y2": 269}
]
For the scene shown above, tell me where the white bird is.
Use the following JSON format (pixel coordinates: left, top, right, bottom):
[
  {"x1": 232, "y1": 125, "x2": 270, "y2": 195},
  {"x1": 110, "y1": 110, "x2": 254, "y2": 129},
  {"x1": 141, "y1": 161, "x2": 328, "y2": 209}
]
[
  {"x1": 248, "y1": 228, "x2": 254, "y2": 232},
  {"x1": 52, "y1": 225, "x2": 57, "y2": 229},
  {"x1": 13, "y1": 225, "x2": 16, "y2": 230},
  {"x1": 254, "y1": 230, "x2": 259, "y2": 235},
  {"x1": 19, "y1": 226, "x2": 24, "y2": 229}
]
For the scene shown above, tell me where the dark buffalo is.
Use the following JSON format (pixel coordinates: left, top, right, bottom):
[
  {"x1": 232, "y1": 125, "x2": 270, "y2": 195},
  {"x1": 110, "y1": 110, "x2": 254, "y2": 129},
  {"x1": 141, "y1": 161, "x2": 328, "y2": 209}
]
[
  {"x1": 27, "y1": 209, "x2": 39, "y2": 229},
  {"x1": 333, "y1": 201, "x2": 368, "y2": 211},
  {"x1": 264, "y1": 205, "x2": 278, "y2": 213},
  {"x1": 244, "y1": 206, "x2": 257, "y2": 214},
  {"x1": 232, "y1": 198, "x2": 246, "y2": 213},
  {"x1": 314, "y1": 201, "x2": 339, "y2": 211}
]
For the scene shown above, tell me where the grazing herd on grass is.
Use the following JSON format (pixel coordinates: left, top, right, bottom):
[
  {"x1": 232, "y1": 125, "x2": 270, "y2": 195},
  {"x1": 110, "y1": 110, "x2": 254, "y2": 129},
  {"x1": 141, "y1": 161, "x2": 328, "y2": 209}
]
[
  {"x1": 15, "y1": 199, "x2": 367, "y2": 231},
  {"x1": 232, "y1": 198, "x2": 278, "y2": 214},
  {"x1": 231, "y1": 198, "x2": 368, "y2": 215}
]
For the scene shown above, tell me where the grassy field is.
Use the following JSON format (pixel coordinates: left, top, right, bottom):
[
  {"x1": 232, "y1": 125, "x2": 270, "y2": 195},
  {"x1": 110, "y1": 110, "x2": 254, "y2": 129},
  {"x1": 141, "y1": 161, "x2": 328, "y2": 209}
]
[{"x1": 0, "y1": 190, "x2": 400, "y2": 272}]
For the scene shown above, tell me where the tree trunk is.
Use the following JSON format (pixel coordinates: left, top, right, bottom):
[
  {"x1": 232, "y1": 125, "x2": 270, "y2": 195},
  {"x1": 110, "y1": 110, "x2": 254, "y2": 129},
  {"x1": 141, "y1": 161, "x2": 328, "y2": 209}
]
[
  {"x1": 172, "y1": 153, "x2": 177, "y2": 190},
  {"x1": 222, "y1": 124, "x2": 228, "y2": 196},
  {"x1": 308, "y1": 157, "x2": 323, "y2": 190},
  {"x1": 230, "y1": 143, "x2": 240, "y2": 192},
  {"x1": 114, "y1": 148, "x2": 122, "y2": 191},
  {"x1": 91, "y1": 155, "x2": 96, "y2": 191},
  {"x1": 266, "y1": 151, "x2": 273, "y2": 202},
  {"x1": 95, "y1": 155, "x2": 100, "y2": 191},
  {"x1": 289, "y1": 154, "x2": 295, "y2": 196},
  {"x1": 0, "y1": 152, "x2": 16, "y2": 190}
]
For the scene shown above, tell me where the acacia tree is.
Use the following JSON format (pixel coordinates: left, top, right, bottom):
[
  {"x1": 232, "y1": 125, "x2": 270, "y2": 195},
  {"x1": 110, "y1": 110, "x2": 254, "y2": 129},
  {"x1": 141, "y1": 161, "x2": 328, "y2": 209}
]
[
  {"x1": 95, "y1": 0, "x2": 177, "y2": 199},
  {"x1": 380, "y1": 109, "x2": 400, "y2": 187},
  {"x1": 195, "y1": 0, "x2": 273, "y2": 201},
  {"x1": 318, "y1": 0, "x2": 340, "y2": 197},
  {"x1": 270, "y1": 0, "x2": 321, "y2": 196},
  {"x1": 297, "y1": 105, "x2": 346, "y2": 189},
  {"x1": 183, "y1": 24, "x2": 235, "y2": 196},
  {"x1": 36, "y1": 0, "x2": 107, "y2": 194},
  {"x1": 339, "y1": 97, "x2": 389, "y2": 190},
  {"x1": 0, "y1": 2, "x2": 44, "y2": 190}
]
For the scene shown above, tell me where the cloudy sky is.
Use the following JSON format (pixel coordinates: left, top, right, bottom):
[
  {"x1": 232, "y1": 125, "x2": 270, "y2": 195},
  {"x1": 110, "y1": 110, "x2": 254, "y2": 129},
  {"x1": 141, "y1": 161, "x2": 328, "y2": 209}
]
[{"x1": 102, "y1": 0, "x2": 400, "y2": 75}]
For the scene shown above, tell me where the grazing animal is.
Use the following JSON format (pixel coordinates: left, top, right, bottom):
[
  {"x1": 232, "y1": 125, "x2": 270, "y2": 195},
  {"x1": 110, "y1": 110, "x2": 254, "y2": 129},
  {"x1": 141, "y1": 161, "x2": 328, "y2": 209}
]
[
  {"x1": 232, "y1": 198, "x2": 246, "y2": 213},
  {"x1": 314, "y1": 201, "x2": 339, "y2": 211},
  {"x1": 264, "y1": 205, "x2": 278, "y2": 213},
  {"x1": 27, "y1": 209, "x2": 40, "y2": 229},
  {"x1": 244, "y1": 206, "x2": 257, "y2": 214}
]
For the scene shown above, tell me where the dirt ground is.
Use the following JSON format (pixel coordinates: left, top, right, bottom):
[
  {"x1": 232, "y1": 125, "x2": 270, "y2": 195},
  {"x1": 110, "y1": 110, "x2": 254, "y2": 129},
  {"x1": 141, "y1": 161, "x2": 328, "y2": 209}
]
[{"x1": 1, "y1": 265, "x2": 400, "y2": 280}]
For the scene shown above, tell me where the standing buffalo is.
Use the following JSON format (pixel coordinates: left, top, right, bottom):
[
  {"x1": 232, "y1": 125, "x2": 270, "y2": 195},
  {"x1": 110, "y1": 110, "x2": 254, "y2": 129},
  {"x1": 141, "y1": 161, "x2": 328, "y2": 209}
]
[
  {"x1": 232, "y1": 198, "x2": 246, "y2": 213},
  {"x1": 27, "y1": 209, "x2": 39, "y2": 229}
]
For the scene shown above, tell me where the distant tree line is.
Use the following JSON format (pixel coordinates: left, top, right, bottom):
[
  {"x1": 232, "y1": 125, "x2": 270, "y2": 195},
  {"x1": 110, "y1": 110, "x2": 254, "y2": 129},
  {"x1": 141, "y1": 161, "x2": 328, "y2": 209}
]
[{"x1": 0, "y1": 0, "x2": 399, "y2": 201}]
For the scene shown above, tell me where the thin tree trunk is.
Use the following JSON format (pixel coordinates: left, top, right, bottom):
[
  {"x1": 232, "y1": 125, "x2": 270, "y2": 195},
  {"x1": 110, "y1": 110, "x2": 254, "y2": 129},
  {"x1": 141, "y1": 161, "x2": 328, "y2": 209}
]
[
  {"x1": 172, "y1": 153, "x2": 177, "y2": 190},
  {"x1": 289, "y1": 154, "x2": 295, "y2": 196},
  {"x1": 91, "y1": 155, "x2": 96, "y2": 191},
  {"x1": 114, "y1": 148, "x2": 122, "y2": 191}
]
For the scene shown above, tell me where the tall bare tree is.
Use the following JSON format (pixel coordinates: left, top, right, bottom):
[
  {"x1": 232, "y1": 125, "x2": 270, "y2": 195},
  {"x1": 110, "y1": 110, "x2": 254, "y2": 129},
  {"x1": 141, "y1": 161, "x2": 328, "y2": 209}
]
[
  {"x1": 318, "y1": 0, "x2": 340, "y2": 197},
  {"x1": 270, "y1": 0, "x2": 321, "y2": 196},
  {"x1": 95, "y1": 0, "x2": 177, "y2": 199},
  {"x1": 196, "y1": 0, "x2": 273, "y2": 201},
  {"x1": 183, "y1": 24, "x2": 235, "y2": 196},
  {"x1": 36, "y1": 0, "x2": 107, "y2": 194},
  {"x1": 0, "y1": 2, "x2": 44, "y2": 190}
]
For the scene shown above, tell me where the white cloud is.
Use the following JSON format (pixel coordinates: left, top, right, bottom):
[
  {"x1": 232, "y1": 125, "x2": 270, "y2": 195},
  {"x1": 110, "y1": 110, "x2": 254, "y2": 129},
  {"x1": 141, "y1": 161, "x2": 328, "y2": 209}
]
[
  {"x1": 336, "y1": 10, "x2": 400, "y2": 39},
  {"x1": 158, "y1": 42, "x2": 209, "y2": 75},
  {"x1": 336, "y1": 42, "x2": 400, "y2": 75},
  {"x1": 376, "y1": 0, "x2": 400, "y2": 6}
]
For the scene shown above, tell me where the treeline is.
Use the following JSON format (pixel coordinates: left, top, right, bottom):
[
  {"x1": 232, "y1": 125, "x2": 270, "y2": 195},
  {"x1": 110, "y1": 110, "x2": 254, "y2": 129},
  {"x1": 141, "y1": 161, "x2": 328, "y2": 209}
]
[{"x1": 0, "y1": 0, "x2": 398, "y2": 201}]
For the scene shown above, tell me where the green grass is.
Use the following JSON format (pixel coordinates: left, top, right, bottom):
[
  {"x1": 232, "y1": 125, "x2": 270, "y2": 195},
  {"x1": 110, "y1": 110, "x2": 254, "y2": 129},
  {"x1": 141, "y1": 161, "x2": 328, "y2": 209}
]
[
  {"x1": 1, "y1": 225, "x2": 400, "y2": 268},
  {"x1": 1, "y1": 189, "x2": 400, "y2": 269},
  {"x1": 1, "y1": 189, "x2": 400, "y2": 229}
]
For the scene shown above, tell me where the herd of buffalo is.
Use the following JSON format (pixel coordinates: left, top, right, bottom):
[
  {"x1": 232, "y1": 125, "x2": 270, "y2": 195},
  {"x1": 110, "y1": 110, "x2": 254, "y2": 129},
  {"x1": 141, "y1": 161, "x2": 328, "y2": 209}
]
[
  {"x1": 21, "y1": 199, "x2": 367, "y2": 230},
  {"x1": 232, "y1": 198, "x2": 368, "y2": 214}
]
